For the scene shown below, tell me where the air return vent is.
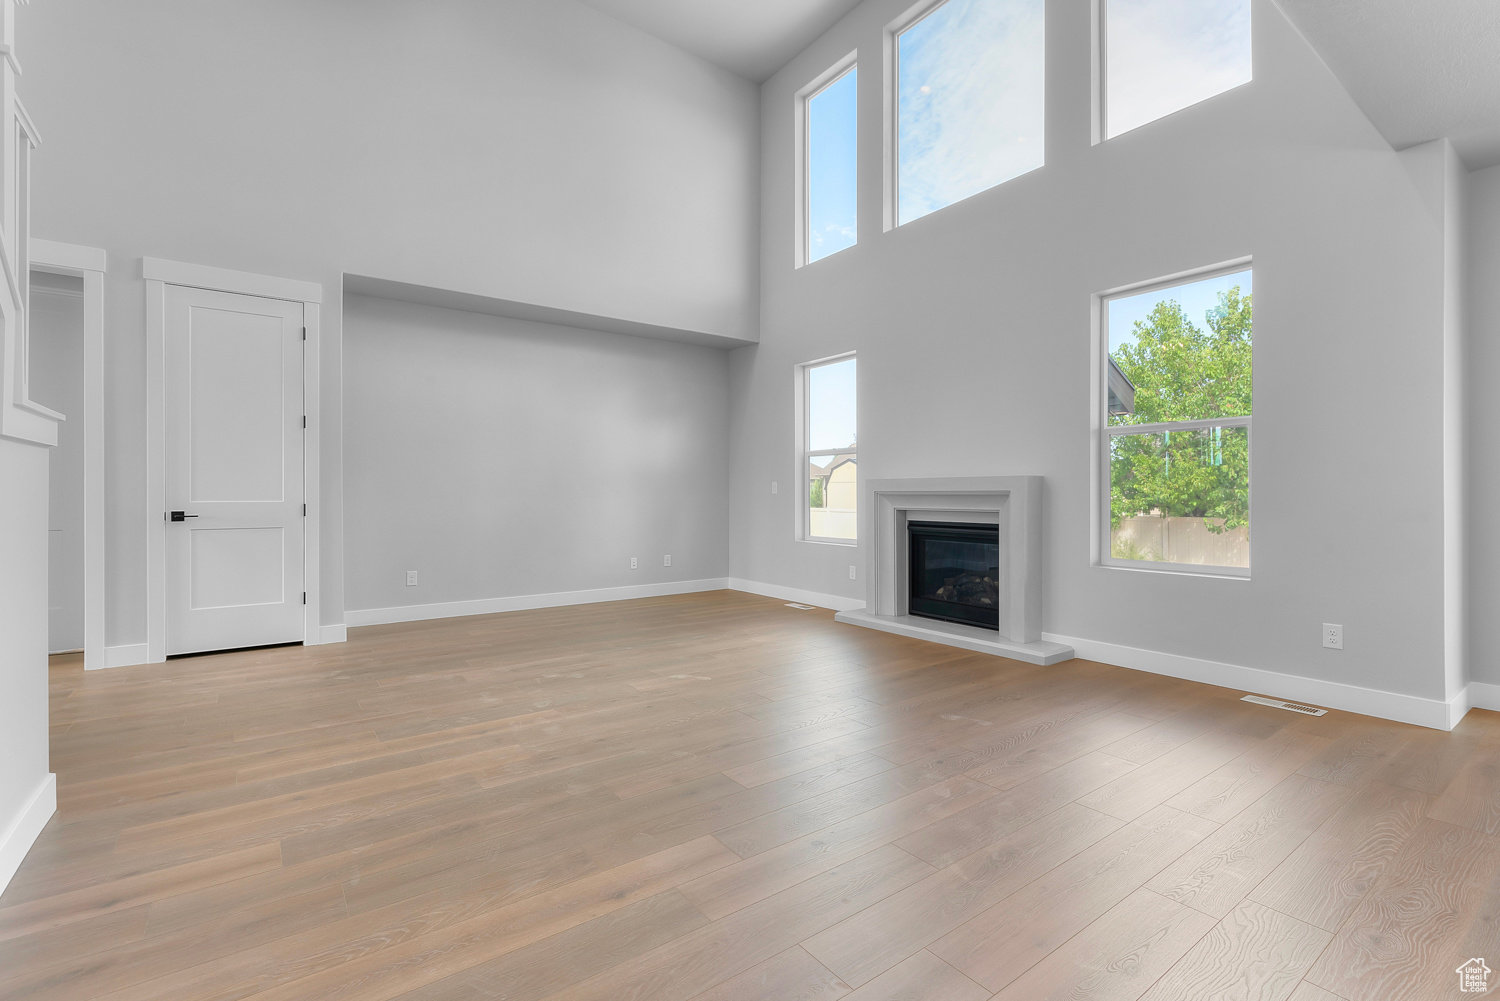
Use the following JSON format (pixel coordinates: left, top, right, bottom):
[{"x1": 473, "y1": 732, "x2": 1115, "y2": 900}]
[{"x1": 1241, "y1": 695, "x2": 1326, "y2": 716}]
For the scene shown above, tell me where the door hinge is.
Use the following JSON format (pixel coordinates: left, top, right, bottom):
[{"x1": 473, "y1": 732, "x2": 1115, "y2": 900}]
[
  {"x1": 302, "y1": 592, "x2": 307, "y2": 605},
  {"x1": 302, "y1": 327, "x2": 307, "y2": 340},
  {"x1": 303, "y1": 503, "x2": 307, "y2": 516},
  {"x1": 302, "y1": 415, "x2": 307, "y2": 428}
]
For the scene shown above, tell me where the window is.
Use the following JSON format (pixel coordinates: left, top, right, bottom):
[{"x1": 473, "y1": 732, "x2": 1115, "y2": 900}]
[
  {"x1": 802, "y1": 59, "x2": 858, "y2": 265},
  {"x1": 801, "y1": 355, "x2": 857, "y2": 543},
  {"x1": 1101, "y1": 266, "x2": 1252, "y2": 574},
  {"x1": 892, "y1": 0, "x2": 1044, "y2": 226},
  {"x1": 1102, "y1": 0, "x2": 1251, "y2": 140}
]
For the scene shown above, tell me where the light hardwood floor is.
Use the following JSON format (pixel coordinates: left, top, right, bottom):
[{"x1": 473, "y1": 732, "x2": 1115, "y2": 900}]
[{"x1": 4, "y1": 590, "x2": 1499, "y2": 1000}]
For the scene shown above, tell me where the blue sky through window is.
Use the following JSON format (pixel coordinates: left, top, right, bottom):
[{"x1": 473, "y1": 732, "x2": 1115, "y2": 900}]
[
  {"x1": 808, "y1": 66, "x2": 858, "y2": 263},
  {"x1": 897, "y1": 0, "x2": 1045, "y2": 226},
  {"x1": 1106, "y1": 0, "x2": 1251, "y2": 139},
  {"x1": 1109, "y1": 269, "x2": 1252, "y2": 357},
  {"x1": 808, "y1": 357, "x2": 857, "y2": 452}
]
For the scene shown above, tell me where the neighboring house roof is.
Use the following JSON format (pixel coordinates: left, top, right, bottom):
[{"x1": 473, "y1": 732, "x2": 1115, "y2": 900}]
[
  {"x1": 1108, "y1": 356, "x2": 1136, "y2": 416},
  {"x1": 810, "y1": 452, "x2": 857, "y2": 480}
]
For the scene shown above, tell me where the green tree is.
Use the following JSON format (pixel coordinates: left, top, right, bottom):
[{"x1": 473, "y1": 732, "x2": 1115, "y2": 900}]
[
  {"x1": 809, "y1": 476, "x2": 825, "y2": 509},
  {"x1": 1110, "y1": 287, "x2": 1251, "y2": 533}
]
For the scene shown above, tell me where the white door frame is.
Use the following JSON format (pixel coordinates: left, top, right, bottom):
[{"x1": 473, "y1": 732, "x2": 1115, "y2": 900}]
[
  {"x1": 30, "y1": 239, "x2": 107, "y2": 672},
  {"x1": 144, "y1": 257, "x2": 324, "y2": 664}
]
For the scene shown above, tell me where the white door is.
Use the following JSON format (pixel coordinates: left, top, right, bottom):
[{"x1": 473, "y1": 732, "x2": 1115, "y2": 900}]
[{"x1": 165, "y1": 285, "x2": 305, "y2": 655}]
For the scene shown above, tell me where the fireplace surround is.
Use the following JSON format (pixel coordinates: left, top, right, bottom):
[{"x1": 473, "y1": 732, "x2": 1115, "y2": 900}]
[{"x1": 834, "y1": 476, "x2": 1074, "y2": 665}]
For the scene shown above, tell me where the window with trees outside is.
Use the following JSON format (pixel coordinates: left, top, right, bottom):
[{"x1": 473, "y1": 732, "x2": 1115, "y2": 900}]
[
  {"x1": 1103, "y1": 267, "x2": 1251, "y2": 574},
  {"x1": 1102, "y1": 0, "x2": 1252, "y2": 139},
  {"x1": 803, "y1": 59, "x2": 858, "y2": 265},
  {"x1": 803, "y1": 355, "x2": 857, "y2": 543},
  {"x1": 893, "y1": 0, "x2": 1044, "y2": 226}
]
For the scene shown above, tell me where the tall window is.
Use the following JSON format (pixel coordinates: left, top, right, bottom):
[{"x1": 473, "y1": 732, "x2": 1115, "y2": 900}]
[
  {"x1": 803, "y1": 60, "x2": 858, "y2": 264},
  {"x1": 894, "y1": 0, "x2": 1044, "y2": 226},
  {"x1": 1102, "y1": 0, "x2": 1251, "y2": 139},
  {"x1": 802, "y1": 355, "x2": 857, "y2": 543},
  {"x1": 1102, "y1": 266, "x2": 1252, "y2": 574}
]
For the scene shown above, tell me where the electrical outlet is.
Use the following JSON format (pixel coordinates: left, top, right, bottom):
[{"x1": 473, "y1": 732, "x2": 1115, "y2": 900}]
[
  {"x1": 771, "y1": 481, "x2": 778, "y2": 495},
  {"x1": 849, "y1": 565, "x2": 857, "y2": 580},
  {"x1": 406, "y1": 570, "x2": 418, "y2": 586},
  {"x1": 663, "y1": 554, "x2": 672, "y2": 567},
  {"x1": 630, "y1": 557, "x2": 638, "y2": 570},
  {"x1": 1323, "y1": 623, "x2": 1343, "y2": 650}
]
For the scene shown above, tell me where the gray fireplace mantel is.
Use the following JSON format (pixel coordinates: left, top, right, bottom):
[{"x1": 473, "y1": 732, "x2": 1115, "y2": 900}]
[{"x1": 834, "y1": 476, "x2": 1074, "y2": 666}]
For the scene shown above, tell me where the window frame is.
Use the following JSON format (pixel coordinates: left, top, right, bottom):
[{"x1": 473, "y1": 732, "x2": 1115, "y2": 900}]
[
  {"x1": 795, "y1": 50, "x2": 858, "y2": 269},
  {"x1": 795, "y1": 351, "x2": 858, "y2": 546},
  {"x1": 881, "y1": 0, "x2": 944, "y2": 233},
  {"x1": 1092, "y1": 259, "x2": 1253, "y2": 579}
]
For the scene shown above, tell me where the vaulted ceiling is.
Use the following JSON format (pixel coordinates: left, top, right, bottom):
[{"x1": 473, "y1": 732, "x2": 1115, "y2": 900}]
[
  {"x1": 1275, "y1": 0, "x2": 1500, "y2": 169},
  {"x1": 583, "y1": 0, "x2": 1500, "y2": 170},
  {"x1": 576, "y1": 0, "x2": 864, "y2": 82}
]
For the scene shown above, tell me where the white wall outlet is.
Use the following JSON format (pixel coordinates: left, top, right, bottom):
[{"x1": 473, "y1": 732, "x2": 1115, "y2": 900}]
[
  {"x1": 630, "y1": 557, "x2": 638, "y2": 569},
  {"x1": 663, "y1": 554, "x2": 672, "y2": 567},
  {"x1": 1323, "y1": 623, "x2": 1343, "y2": 650},
  {"x1": 849, "y1": 565, "x2": 857, "y2": 580},
  {"x1": 406, "y1": 570, "x2": 418, "y2": 586},
  {"x1": 771, "y1": 481, "x2": 778, "y2": 494}
]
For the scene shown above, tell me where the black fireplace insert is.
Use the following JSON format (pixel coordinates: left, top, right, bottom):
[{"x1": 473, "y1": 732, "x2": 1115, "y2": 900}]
[{"x1": 908, "y1": 520, "x2": 1000, "y2": 630}]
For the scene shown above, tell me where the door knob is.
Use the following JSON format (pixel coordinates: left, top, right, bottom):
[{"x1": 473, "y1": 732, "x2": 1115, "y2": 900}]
[{"x1": 167, "y1": 511, "x2": 199, "y2": 522}]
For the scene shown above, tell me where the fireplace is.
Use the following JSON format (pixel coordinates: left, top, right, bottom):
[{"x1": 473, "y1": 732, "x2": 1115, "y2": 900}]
[
  {"x1": 837, "y1": 476, "x2": 1072, "y2": 664},
  {"x1": 908, "y1": 521, "x2": 1001, "y2": 630}
]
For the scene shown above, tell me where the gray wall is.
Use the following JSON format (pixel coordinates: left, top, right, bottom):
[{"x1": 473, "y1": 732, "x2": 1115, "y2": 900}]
[
  {"x1": 1470, "y1": 163, "x2": 1500, "y2": 685},
  {"x1": 730, "y1": 0, "x2": 1455, "y2": 701},
  {"x1": 0, "y1": 439, "x2": 51, "y2": 871},
  {"x1": 17, "y1": 0, "x2": 760, "y2": 644},
  {"x1": 344, "y1": 294, "x2": 730, "y2": 614}
]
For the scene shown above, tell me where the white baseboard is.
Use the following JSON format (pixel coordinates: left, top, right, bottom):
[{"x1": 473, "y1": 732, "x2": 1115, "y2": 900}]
[
  {"x1": 346, "y1": 578, "x2": 731, "y2": 627},
  {"x1": 1466, "y1": 682, "x2": 1500, "y2": 715},
  {"x1": 0, "y1": 774, "x2": 56, "y2": 896},
  {"x1": 727, "y1": 578, "x2": 866, "y2": 613},
  {"x1": 105, "y1": 627, "x2": 347, "y2": 661},
  {"x1": 1044, "y1": 631, "x2": 1461, "y2": 731},
  {"x1": 98, "y1": 643, "x2": 149, "y2": 670},
  {"x1": 311, "y1": 624, "x2": 348, "y2": 645},
  {"x1": 1447, "y1": 686, "x2": 1472, "y2": 730}
]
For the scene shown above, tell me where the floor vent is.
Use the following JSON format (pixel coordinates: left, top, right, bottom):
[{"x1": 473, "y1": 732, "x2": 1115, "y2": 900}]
[
  {"x1": 785, "y1": 602, "x2": 815, "y2": 610},
  {"x1": 1241, "y1": 694, "x2": 1327, "y2": 716}
]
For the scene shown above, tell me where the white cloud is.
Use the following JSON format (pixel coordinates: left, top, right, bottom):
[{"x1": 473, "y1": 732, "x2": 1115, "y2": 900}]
[
  {"x1": 898, "y1": 0, "x2": 1046, "y2": 224},
  {"x1": 1106, "y1": 0, "x2": 1252, "y2": 138}
]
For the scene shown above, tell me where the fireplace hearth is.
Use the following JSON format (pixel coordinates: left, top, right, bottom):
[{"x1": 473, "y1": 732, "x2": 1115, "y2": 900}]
[{"x1": 908, "y1": 521, "x2": 1000, "y2": 630}]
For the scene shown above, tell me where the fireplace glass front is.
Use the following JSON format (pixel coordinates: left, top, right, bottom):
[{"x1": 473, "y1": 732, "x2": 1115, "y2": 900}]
[{"x1": 907, "y1": 520, "x2": 1000, "y2": 629}]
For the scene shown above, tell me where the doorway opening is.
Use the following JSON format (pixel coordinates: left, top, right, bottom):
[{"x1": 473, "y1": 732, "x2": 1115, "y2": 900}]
[{"x1": 30, "y1": 270, "x2": 85, "y2": 655}]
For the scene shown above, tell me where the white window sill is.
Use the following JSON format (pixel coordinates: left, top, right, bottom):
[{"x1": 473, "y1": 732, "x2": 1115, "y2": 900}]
[{"x1": 1096, "y1": 560, "x2": 1250, "y2": 581}]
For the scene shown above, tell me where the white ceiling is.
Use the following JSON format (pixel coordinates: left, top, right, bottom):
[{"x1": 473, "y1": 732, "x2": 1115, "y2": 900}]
[
  {"x1": 1275, "y1": 0, "x2": 1500, "y2": 169},
  {"x1": 576, "y1": 0, "x2": 865, "y2": 82}
]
